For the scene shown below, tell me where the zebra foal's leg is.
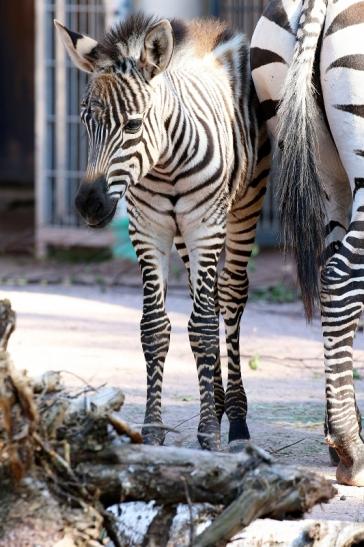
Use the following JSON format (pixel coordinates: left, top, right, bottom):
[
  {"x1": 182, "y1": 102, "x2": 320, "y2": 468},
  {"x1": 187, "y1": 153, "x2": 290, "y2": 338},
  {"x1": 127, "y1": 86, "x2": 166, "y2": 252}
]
[
  {"x1": 219, "y1": 127, "x2": 270, "y2": 449},
  {"x1": 183, "y1": 221, "x2": 226, "y2": 450},
  {"x1": 128, "y1": 205, "x2": 174, "y2": 445},
  {"x1": 175, "y1": 236, "x2": 225, "y2": 423}
]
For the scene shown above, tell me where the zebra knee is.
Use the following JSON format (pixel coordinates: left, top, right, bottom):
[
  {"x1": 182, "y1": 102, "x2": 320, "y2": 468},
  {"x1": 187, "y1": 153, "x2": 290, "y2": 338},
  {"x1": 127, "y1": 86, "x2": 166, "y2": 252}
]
[
  {"x1": 141, "y1": 309, "x2": 171, "y2": 355},
  {"x1": 218, "y1": 267, "x2": 248, "y2": 322},
  {"x1": 188, "y1": 309, "x2": 219, "y2": 353}
]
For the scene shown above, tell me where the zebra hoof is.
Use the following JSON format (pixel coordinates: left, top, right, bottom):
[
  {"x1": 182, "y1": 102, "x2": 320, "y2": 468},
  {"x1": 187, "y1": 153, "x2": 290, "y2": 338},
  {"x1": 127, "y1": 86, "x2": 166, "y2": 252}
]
[
  {"x1": 336, "y1": 443, "x2": 364, "y2": 486},
  {"x1": 197, "y1": 420, "x2": 221, "y2": 451},
  {"x1": 228, "y1": 419, "x2": 250, "y2": 444},
  {"x1": 142, "y1": 423, "x2": 166, "y2": 446}
]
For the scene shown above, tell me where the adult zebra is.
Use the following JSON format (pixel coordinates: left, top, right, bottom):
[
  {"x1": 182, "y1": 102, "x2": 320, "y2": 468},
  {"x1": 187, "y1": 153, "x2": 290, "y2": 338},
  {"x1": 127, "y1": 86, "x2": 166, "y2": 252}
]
[
  {"x1": 252, "y1": 0, "x2": 364, "y2": 485},
  {"x1": 55, "y1": 14, "x2": 270, "y2": 450}
]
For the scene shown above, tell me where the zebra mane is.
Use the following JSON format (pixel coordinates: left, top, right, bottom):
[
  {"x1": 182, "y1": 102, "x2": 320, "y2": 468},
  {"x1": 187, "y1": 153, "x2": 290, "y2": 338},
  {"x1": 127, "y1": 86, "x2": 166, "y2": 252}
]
[
  {"x1": 98, "y1": 12, "x2": 187, "y2": 63},
  {"x1": 97, "y1": 12, "x2": 239, "y2": 67}
]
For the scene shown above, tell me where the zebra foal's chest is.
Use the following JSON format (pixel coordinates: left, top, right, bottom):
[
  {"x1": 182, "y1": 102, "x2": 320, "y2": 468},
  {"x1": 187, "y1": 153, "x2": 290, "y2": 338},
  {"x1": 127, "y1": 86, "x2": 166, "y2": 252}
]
[
  {"x1": 128, "y1": 153, "x2": 231, "y2": 232},
  {"x1": 127, "y1": 66, "x2": 239, "y2": 229}
]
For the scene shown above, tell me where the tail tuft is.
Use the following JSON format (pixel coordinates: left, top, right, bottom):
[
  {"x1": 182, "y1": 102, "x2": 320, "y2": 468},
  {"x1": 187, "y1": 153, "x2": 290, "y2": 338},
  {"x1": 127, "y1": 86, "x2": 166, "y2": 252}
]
[{"x1": 276, "y1": 0, "x2": 327, "y2": 321}]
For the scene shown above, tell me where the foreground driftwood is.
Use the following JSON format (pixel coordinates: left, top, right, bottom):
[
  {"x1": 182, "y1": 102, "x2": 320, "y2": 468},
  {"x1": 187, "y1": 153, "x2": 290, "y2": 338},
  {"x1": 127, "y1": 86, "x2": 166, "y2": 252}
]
[
  {"x1": 237, "y1": 518, "x2": 364, "y2": 547},
  {"x1": 78, "y1": 443, "x2": 334, "y2": 508},
  {"x1": 79, "y1": 445, "x2": 335, "y2": 546},
  {"x1": 0, "y1": 299, "x2": 344, "y2": 546}
]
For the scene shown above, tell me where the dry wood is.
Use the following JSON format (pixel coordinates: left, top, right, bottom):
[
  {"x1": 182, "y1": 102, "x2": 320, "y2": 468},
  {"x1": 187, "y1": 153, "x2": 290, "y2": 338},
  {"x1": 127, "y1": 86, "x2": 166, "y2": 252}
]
[
  {"x1": 233, "y1": 518, "x2": 364, "y2": 547},
  {"x1": 142, "y1": 505, "x2": 178, "y2": 547},
  {"x1": 76, "y1": 443, "x2": 335, "y2": 511},
  {"x1": 193, "y1": 464, "x2": 333, "y2": 547},
  {"x1": 0, "y1": 300, "x2": 118, "y2": 545},
  {"x1": 108, "y1": 413, "x2": 143, "y2": 444},
  {"x1": 0, "y1": 299, "x2": 15, "y2": 351}
]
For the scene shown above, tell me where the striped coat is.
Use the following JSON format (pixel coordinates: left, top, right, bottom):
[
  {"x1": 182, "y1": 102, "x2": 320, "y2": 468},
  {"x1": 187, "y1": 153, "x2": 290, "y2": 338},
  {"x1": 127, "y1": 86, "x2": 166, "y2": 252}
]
[
  {"x1": 252, "y1": 0, "x2": 364, "y2": 485},
  {"x1": 56, "y1": 14, "x2": 270, "y2": 450}
]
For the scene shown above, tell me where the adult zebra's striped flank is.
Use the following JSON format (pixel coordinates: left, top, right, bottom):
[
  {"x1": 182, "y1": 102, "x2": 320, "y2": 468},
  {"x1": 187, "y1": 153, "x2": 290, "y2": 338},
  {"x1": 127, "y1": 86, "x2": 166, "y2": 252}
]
[
  {"x1": 252, "y1": 0, "x2": 364, "y2": 485},
  {"x1": 55, "y1": 13, "x2": 270, "y2": 450}
]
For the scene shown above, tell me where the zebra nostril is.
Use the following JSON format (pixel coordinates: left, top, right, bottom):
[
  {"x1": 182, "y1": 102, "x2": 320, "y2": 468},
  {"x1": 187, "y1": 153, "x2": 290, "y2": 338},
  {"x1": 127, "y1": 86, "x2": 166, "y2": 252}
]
[{"x1": 75, "y1": 177, "x2": 109, "y2": 220}]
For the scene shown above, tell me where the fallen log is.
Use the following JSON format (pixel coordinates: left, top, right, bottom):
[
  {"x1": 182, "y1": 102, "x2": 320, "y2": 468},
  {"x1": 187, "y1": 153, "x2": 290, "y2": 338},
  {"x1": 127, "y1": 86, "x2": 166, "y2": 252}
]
[
  {"x1": 77, "y1": 444, "x2": 335, "y2": 510},
  {"x1": 0, "y1": 300, "x2": 123, "y2": 546},
  {"x1": 192, "y1": 463, "x2": 332, "y2": 547}
]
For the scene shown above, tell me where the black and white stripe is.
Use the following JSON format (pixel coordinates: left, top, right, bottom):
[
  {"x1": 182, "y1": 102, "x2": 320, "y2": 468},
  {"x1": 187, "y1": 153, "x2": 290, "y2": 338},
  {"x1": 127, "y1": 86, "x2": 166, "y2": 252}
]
[{"x1": 252, "y1": 0, "x2": 364, "y2": 485}]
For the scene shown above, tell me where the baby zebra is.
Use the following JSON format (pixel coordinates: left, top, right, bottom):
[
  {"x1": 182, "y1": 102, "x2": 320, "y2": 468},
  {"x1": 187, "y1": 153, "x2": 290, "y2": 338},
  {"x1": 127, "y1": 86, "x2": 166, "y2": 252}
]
[{"x1": 55, "y1": 13, "x2": 270, "y2": 450}]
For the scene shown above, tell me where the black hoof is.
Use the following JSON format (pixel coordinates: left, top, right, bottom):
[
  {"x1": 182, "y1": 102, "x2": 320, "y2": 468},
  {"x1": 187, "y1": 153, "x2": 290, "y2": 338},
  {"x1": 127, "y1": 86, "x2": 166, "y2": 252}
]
[{"x1": 228, "y1": 419, "x2": 250, "y2": 444}]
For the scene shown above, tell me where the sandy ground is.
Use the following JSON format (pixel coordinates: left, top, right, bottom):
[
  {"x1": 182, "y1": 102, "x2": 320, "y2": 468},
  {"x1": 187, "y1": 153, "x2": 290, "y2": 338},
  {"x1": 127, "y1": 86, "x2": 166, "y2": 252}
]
[{"x1": 2, "y1": 284, "x2": 364, "y2": 526}]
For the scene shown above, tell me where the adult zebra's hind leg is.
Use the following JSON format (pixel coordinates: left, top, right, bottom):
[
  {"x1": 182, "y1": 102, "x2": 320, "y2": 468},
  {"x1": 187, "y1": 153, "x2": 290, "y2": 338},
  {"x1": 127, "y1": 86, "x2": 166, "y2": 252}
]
[
  {"x1": 219, "y1": 126, "x2": 270, "y2": 449},
  {"x1": 320, "y1": 200, "x2": 364, "y2": 485},
  {"x1": 129, "y1": 205, "x2": 174, "y2": 446},
  {"x1": 175, "y1": 237, "x2": 225, "y2": 423},
  {"x1": 320, "y1": 152, "x2": 363, "y2": 468},
  {"x1": 319, "y1": 22, "x2": 364, "y2": 484}
]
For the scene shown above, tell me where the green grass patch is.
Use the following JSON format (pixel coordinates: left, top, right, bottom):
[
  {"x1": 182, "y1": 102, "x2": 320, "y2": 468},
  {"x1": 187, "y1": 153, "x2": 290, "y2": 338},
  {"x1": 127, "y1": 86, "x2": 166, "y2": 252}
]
[{"x1": 251, "y1": 283, "x2": 297, "y2": 303}]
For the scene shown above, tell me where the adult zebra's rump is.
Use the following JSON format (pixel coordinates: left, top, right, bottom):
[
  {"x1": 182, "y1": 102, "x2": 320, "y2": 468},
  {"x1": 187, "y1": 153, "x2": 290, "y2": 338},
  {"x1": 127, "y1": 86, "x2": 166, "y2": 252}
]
[
  {"x1": 56, "y1": 14, "x2": 270, "y2": 450},
  {"x1": 252, "y1": 0, "x2": 364, "y2": 485}
]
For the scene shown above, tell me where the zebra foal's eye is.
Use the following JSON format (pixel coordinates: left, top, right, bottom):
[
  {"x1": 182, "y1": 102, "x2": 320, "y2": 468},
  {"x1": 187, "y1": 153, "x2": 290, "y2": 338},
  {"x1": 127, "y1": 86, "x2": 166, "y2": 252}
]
[{"x1": 124, "y1": 119, "x2": 142, "y2": 133}]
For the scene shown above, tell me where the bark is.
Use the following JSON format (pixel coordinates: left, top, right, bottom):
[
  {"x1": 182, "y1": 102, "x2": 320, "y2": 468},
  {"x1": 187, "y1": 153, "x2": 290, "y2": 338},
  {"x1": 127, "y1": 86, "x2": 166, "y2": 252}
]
[
  {"x1": 142, "y1": 505, "x2": 178, "y2": 547},
  {"x1": 193, "y1": 464, "x2": 333, "y2": 547},
  {"x1": 76, "y1": 444, "x2": 335, "y2": 511}
]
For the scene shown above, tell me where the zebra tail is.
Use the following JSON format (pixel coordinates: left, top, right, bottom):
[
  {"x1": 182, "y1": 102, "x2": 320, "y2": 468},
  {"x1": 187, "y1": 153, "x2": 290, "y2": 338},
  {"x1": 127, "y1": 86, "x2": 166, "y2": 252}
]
[{"x1": 276, "y1": 0, "x2": 327, "y2": 321}]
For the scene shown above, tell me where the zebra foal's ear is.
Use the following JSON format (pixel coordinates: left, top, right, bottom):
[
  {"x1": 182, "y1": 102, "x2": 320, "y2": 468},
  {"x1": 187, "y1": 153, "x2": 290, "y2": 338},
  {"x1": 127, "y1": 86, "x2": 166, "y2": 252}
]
[
  {"x1": 139, "y1": 20, "x2": 174, "y2": 80},
  {"x1": 54, "y1": 20, "x2": 99, "y2": 73}
]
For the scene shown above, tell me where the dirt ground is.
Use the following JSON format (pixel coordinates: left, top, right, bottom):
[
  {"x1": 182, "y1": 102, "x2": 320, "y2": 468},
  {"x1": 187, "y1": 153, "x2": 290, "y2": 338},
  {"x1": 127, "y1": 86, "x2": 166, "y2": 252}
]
[{"x1": 3, "y1": 272, "x2": 364, "y2": 528}]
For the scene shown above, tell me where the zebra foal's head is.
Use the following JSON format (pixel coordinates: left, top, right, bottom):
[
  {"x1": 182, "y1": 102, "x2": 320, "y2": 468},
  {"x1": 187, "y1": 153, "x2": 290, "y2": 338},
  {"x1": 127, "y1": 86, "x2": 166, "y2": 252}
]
[{"x1": 55, "y1": 15, "x2": 175, "y2": 228}]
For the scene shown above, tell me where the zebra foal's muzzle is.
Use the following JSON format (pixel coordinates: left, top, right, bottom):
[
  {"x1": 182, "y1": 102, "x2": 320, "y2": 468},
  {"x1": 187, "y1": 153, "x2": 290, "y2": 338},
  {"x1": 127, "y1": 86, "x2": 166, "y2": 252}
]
[{"x1": 75, "y1": 176, "x2": 118, "y2": 229}]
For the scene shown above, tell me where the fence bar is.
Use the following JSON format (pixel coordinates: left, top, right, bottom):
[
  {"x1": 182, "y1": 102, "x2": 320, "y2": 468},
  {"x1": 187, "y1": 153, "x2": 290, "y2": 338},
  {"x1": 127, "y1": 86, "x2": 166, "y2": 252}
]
[
  {"x1": 55, "y1": 0, "x2": 67, "y2": 224},
  {"x1": 35, "y1": 0, "x2": 48, "y2": 257}
]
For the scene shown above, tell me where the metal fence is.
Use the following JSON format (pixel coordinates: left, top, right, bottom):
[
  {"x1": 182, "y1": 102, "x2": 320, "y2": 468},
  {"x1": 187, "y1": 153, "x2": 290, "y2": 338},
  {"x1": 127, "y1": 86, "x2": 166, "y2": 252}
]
[
  {"x1": 211, "y1": 0, "x2": 268, "y2": 38},
  {"x1": 35, "y1": 0, "x2": 130, "y2": 255}
]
